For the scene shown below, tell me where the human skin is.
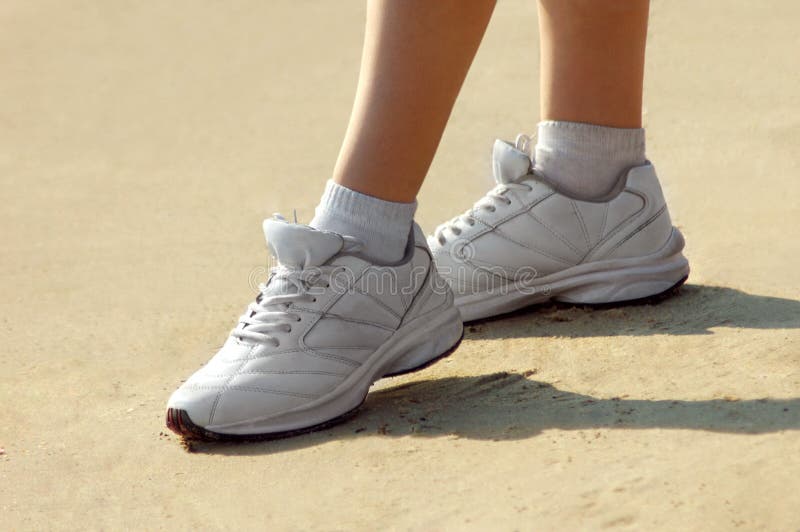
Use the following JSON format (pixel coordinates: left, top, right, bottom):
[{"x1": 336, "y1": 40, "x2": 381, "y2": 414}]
[
  {"x1": 538, "y1": 0, "x2": 649, "y2": 128},
  {"x1": 333, "y1": 0, "x2": 649, "y2": 203},
  {"x1": 331, "y1": 0, "x2": 496, "y2": 202}
]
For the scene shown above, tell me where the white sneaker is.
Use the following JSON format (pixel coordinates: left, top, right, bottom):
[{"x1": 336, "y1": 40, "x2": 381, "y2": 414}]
[
  {"x1": 166, "y1": 215, "x2": 462, "y2": 440},
  {"x1": 430, "y1": 135, "x2": 689, "y2": 322}
]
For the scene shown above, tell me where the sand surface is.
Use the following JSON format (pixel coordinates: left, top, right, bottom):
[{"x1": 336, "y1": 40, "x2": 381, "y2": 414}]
[{"x1": 2, "y1": 1, "x2": 799, "y2": 530}]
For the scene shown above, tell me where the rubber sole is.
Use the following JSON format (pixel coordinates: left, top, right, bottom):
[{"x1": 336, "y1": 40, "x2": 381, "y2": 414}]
[
  {"x1": 466, "y1": 274, "x2": 687, "y2": 325},
  {"x1": 566, "y1": 274, "x2": 687, "y2": 310},
  {"x1": 166, "y1": 332, "x2": 464, "y2": 442},
  {"x1": 455, "y1": 228, "x2": 689, "y2": 322}
]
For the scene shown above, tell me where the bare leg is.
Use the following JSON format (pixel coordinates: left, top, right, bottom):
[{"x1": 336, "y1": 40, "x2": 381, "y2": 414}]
[
  {"x1": 538, "y1": 0, "x2": 649, "y2": 129},
  {"x1": 332, "y1": 0, "x2": 496, "y2": 202},
  {"x1": 532, "y1": 0, "x2": 649, "y2": 200}
]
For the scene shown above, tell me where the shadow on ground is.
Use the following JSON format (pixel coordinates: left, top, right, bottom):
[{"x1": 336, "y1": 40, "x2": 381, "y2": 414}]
[
  {"x1": 179, "y1": 284, "x2": 800, "y2": 455},
  {"x1": 465, "y1": 284, "x2": 800, "y2": 338},
  {"x1": 185, "y1": 374, "x2": 800, "y2": 455}
]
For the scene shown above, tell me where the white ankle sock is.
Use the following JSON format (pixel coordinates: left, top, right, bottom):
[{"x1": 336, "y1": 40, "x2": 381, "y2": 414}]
[
  {"x1": 310, "y1": 180, "x2": 416, "y2": 263},
  {"x1": 534, "y1": 120, "x2": 646, "y2": 202}
]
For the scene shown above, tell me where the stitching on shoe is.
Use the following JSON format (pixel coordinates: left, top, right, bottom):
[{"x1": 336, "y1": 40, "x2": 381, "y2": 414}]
[
  {"x1": 524, "y1": 206, "x2": 585, "y2": 257},
  {"x1": 298, "y1": 263, "x2": 369, "y2": 357},
  {"x1": 398, "y1": 248, "x2": 434, "y2": 327},
  {"x1": 571, "y1": 200, "x2": 592, "y2": 250},
  {"x1": 407, "y1": 285, "x2": 433, "y2": 320},
  {"x1": 450, "y1": 264, "x2": 509, "y2": 292},
  {"x1": 208, "y1": 346, "x2": 254, "y2": 425},
  {"x1": 188, "y1": 383, "x2": 320, "y2": 399},
  {"x1": 221, "y1": 345, "x2": 310, "y2": 360},
  {"x1": 352, "y1": 284, "x2": 403, "y2": 320},
  {"x1": 317, "y1": 313, "x2": 396, "y2": 331},
  {"x1": 310, "y1": 345, "x2": 375, "y2": 350},
  {"x1": 304, "y1": 348, "x2": 373, "y2": 366},
  {"x1": 215, "y1": 370, "x2": 350, "y2": 377},
  {"x1": 484, "y1": 226, "x2": 574, "y2": 265},
  {"x1": 400, "y1": 246, "x2": 434, "y2": 318},
  {"x1": 402, "y1": 286, "x2": 454, "y2": 324},
  {"x1": 581, "y1": 189, "x2": 647, "y2": 262},
  {"x1": 399, "y1": 289, "x2": 409, "y2": 313},
  {"x1": 223, "y1": 348, "x2": 362, "y2": 366},
  {"x1": 602, "y1": 204, "x2": 668, "y2": 258},
  {"x1": 471, "y1": 190, "x2": 555, "y2": 229},
  {"x1": 599, "y1": 202, "x2": 610, "y2": 243}
]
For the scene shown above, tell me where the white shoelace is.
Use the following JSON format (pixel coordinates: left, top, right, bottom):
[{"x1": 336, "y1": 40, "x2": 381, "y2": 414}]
[
  {"x1": 433, "y1": 182, "x2": 535, "y2": 245},
  {"x1": 232, "y1": 236, "x2": 362, "y2": 347},
  {"x1": 434, "y1": 134, "x2": 535, "y2": 245}
]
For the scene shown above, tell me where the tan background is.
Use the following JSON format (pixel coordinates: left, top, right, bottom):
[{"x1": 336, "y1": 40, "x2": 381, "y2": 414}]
[{"x1": 2, "y1": 0, "x2": 799, "y2": 529}]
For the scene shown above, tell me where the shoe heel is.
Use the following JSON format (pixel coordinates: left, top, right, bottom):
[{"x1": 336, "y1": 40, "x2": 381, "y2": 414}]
[{"x1": 381, "y1": 308, "x2": 463, "y2": 377}]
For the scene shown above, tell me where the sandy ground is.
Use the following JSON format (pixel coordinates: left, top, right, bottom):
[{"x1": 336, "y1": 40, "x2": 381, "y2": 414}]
[{"x1": 2, "y1": 0, "x2": 799, "y2": 530}]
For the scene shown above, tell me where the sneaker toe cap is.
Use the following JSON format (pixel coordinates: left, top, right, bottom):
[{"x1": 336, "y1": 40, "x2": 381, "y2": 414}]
[
  {"x1": 166, "y1": 384, "x2": 220, "y2": 428},
  {"x1": 204, "y1": 389, "x2": 314, "y2": 430},
  {"x1": 167, "y1": 379, "x2": 320, "y2": 431}
]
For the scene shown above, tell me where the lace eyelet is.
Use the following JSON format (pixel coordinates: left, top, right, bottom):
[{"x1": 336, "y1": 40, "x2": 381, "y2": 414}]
[
  {"x1": 311, "y1": 297, "x2": 317, "y2": 302},
  {"x1": 286, "y1": 326, "x2": 292, "y2": 333}
]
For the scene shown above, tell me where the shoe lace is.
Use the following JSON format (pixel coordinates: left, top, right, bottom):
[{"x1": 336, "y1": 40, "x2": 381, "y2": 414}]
[
  {"x1": 434, "y1": 134, "x2": 536, "y2": 245},
  {"x1": 231, "y1": 236, "x2": 362, "y2": 347}
]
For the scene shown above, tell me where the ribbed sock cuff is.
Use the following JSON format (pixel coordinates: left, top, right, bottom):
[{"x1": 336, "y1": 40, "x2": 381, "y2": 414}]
[
  {"x1": 536, "y1": 120, "x2": 646, "y2": 164},
  {"x1": 533, "y1": 120, "x2": 647, "y2": 201},
  {"x1": 310, "y1": 180, "x2": 416, "y2": 262}
]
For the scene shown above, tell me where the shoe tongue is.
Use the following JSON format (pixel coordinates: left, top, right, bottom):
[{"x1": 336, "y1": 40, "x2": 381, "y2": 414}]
[
  {"x1": 262, "y1": 217, "x2": 344, "y2": 269},
  {"x1": 492, "y1": 139, "x2": 532, "y2": 185}
]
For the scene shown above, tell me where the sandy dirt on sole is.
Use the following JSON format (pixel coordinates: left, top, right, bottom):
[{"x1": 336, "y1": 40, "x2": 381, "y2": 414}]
[{"x1": 1, "y1": 1, "x2": 799, "y2": 530}]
